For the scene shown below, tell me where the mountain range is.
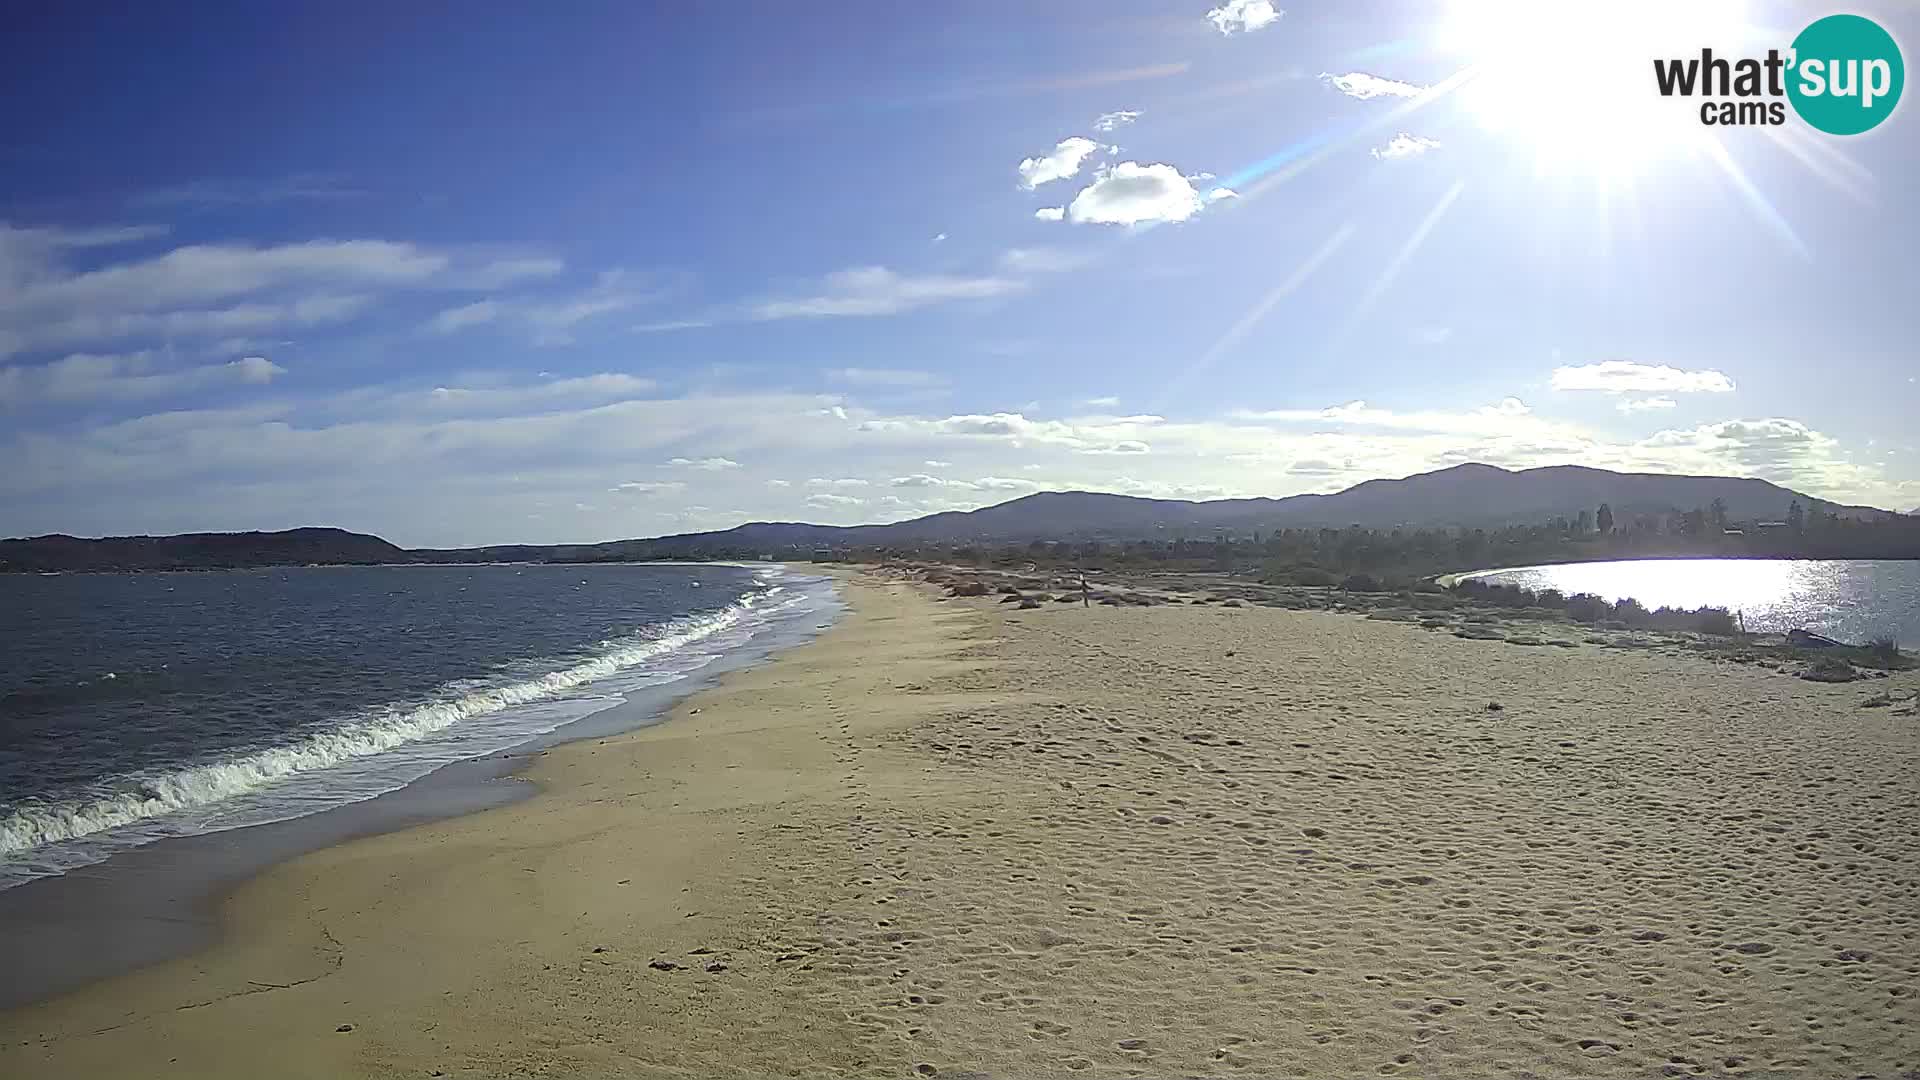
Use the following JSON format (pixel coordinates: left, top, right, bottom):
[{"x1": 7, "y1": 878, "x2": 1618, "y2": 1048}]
[{"x1": 1, "y1": 463, "x2": 1898, "y2": 572}]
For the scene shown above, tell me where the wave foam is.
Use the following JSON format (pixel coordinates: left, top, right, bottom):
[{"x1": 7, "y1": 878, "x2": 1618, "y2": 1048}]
[{"x1": 0, "y1": 585, "x2": 801, "y2": 859}]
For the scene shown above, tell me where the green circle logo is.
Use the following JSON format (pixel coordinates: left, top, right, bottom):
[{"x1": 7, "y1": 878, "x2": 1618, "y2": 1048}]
[{"x1": 1787, "y1": 14, "x2": 1904, "y2": 135}]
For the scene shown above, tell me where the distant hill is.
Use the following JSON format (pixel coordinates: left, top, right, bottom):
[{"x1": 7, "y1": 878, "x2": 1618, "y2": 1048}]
[
  {"x1": 4, "y1": 464, "x2": 1896, "y2": 571},
  {"x1": 0, "y1": 527, "x2": 408, "y2": 573},
  {"x1": 587, "y1": 463, "x2": 1890, "y2": 555}
]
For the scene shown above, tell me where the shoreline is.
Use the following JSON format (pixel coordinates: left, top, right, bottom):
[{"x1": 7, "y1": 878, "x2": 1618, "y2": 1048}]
[
  {"x1": 5, "y1": 568, "x2": 1914, "y2": 1078},
  {"x1": 0, "y1": 564, "x2": 842, "y2": 1010}
]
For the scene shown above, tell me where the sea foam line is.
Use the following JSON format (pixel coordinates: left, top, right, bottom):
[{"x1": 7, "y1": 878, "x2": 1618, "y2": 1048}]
[{"x1": 0, "y1": 588, "x2": 789, "y2": 857}]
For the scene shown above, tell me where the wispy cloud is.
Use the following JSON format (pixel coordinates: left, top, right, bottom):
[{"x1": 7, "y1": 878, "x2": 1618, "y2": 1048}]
[
  {"x1": 1551, "y1": 361, "x2": 1736, "y2": 394},
  {"x1": 0, "y1": 351, "x2": 283, "y2": 405},
  {"x1": 1206, "y1": 0, "x2": 1282, "y2": 35},
  {"x1": 1034, "y1": 206, "x2": 1066, "y2": 221},
  {"x1": 827, "y1": 367, "x2": 947, "y2": 387},
  {"x1": 1321, "y1": 71, "x2": 1427, "y2": 100},
  {"x1": 428, "y1": 300, "x2": 500, "y2": 334},
  {"x1": 1618, "y1": 396, "x2": 1679, "y2": 412},
  {"x1": 1372, "y1": 133, "x2": 1441, "y2": 160},
  {"x1": 666, "y1": 456, "x2": 741, "y2": 471},
  {"x1": 130, "y1": 174, "x2": 367, "y2": 209},
  {"x1": 754, "y1": 267, "x2": 1023, "y2": 320},
  {"x1": 1093, "y1": 110, "x2": 1141, "y2": 132}
]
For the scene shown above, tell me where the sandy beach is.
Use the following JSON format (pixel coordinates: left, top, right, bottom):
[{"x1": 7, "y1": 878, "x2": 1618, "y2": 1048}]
[{"x1": 4, "y1": 569, "x2": 1917, "y2": 1078}]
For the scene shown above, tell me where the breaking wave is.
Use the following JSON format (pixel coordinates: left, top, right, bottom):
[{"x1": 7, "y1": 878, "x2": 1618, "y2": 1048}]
[{"x1": 0, "y1": 574, "x2": 824, "y2": 881}]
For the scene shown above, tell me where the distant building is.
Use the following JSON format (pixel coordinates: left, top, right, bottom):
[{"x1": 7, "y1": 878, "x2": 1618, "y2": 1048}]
[{"x1": 1754, "y1": 521, "x2": 1790, "y2": 531}]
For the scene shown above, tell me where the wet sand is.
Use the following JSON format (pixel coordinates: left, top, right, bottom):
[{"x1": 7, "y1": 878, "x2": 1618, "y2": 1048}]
[{"x1": 4, "y1": 570, "x2": 1917, "y2": 1078}]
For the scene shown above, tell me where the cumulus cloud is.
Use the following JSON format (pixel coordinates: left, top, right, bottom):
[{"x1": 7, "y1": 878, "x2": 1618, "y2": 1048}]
[
  {"x1": 1033, "y1": 207, "x2": 1066, "y2": 222},
  {"x1": 666, "y1": 456, "x2": 741, "y2": 471},
  {"x1": 1372, "y1": 133, "x2": 1441, "y2": 160},
  {"x1": 1093, "y1": 110, "x2": 1141, "y2": 132},
  {"x1": 754, "y1": 267, "x2": 1022, "y2": 320},
  {"x1": 1618, "y1": 396, "x2": 1678, "y2": 413},
  {"x1": 1551, "y1": 361, "x2": 1736, "y2": 394},
  {"x1": 806, "y1": 477, "x2": 871, "y2": 488},
  {"x1": 1018, "y1": 137, "x2": 1101, "y2": 189},
  {"x1": 1067, "y1": 162, "x2": 1206, "y2": 226},
  {"x1": 1321, "y1": 71, "x2": 1427, "y2": 99},
  {"x1": 1206, "y1": 0, "x2": 1282, "y2": 35}
]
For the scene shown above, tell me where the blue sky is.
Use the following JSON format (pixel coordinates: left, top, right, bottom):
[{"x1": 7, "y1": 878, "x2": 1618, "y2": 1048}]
[{"x1": 3, "y1": 0, "x2": 1916, "y2": 546}]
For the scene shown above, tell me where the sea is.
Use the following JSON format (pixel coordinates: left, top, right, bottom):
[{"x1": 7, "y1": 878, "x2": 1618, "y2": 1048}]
[
  {"x1": 1465, "y1": 558, "x2": 1920, "y2": 644},
  {"x1": 0, "y1": 562, "x2": 838, "y2": 893}
]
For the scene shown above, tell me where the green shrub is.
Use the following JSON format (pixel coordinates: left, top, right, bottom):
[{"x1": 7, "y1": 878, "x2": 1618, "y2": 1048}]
[{"x1": 1693, "y1": 607, "x2": 1739, "y2": 636}]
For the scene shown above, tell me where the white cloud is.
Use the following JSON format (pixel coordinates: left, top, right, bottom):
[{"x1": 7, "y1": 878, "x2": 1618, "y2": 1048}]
[
  {"x1": 5, "y1": 240, "x2": 445, "y2": 317},
  {"x1": 1321, "y1": 71, "x2": 1427, "y2": 99},
  {"x1": 1618, "y1": 396, "x2": 1679, "y2": 413},
  {"x1": 998, "y1": 247, "x2": 1090, "y2": 273},
  {"x1": 805, "y1": 492, "x2": 865, "y2": 508},
  {"x1": 889, "y1": 474, "x2": 976, "y2": 489},
  {"x1": 666, "y1": 456, "x2": 741, "y2": 471},
  {"x1": 1083, "y1": 396, "x2": 1121, "y2": 407},
  {"x1": 457, "y1": 257, "x2": 565, "y2": 289},
  {"x1": 428, "y1": 300, "x2": 500, "y2": 334},
  {"x1": 1233, "y1": 398, "x2": 1562, "y2": 439},
  {"x1": 1034, "y1": 207, "x2": 1066, "y2": 222},
  {"x1": 0, "y1": 351, "x2": 286, "y2": 405},
  {"x1": 1372, "y1": 133, "x2": 1441, "y2": 160},
  {"x1": 766, "y1": 479, "x2": 792, "y2": 488},
  {"x1": 806, "y1": 477, "x2": 870, "y2": 488},
  {"x1": 1018, "y1": 137, "x2": 1101, "y2": 189},
  {"x1": 524, "y1": 269, "x2": 660, "y2": 346},
  {"x1": 932, "y1": 233, "x2": 948, "y2": 243},
  {"x1": 130, "y1": 174, "x2": 365, "y2": 209},
  {"x1": 826, "y1": 367, "x2": 946, "y2": 387},
  {"x1": 1551, "y1": 361, "x2": 1736, "y2": 394},
  {"x1": 7, "y1": 377, "x2": 1905, "y2": 546},
  {"x1": 1093, "y1": 110, "x2": 1141, "y2": 132},
  {"x1": 754, "y1": 267, "x2": 1022, "y2": 320},
  {"x1": 423, "y1": 374, "x2": 658, "y2": 412},
  {"x1": 610, "y1": 480, "x2": 685, "y2": 497},
  {"x1": 0, "y1": 227, "x2": 570, "y2": 357},
  {"x1": 1206, "y1": 0, "x2": 1282, "y2": 35},
  {"x1": 1067, "y1": 162, "x2": 1206, "y2": 226}
]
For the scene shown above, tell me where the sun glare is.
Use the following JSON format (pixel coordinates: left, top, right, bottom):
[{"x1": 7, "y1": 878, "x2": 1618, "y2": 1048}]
[{"x1": 1440, "y1": 0, "x2": 1757, "y2": 179}]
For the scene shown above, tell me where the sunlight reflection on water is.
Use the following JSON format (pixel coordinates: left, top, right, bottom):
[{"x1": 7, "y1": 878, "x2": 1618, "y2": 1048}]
[{"x1": 1468, "y1": 559, "x2": 1920, "y2": 643}]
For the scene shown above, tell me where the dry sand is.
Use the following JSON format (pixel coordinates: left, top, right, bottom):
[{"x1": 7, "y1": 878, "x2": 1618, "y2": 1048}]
[{"x1": 3, "y1": 570, "x2": 1917, "y2": 1078}]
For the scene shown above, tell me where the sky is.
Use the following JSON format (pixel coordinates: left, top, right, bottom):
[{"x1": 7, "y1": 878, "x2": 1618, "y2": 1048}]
[{"x1": 3, "y1": 0, "x2": 1916, "y2": 547}]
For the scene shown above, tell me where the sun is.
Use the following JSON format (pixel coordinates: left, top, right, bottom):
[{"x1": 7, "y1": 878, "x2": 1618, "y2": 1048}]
[{"x1": 1438, "y1": 0, "x2": 1759, "y2": 180}]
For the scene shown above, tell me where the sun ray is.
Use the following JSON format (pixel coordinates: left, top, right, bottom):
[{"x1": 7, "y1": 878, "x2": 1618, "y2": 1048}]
[
  {"x1": 1698, "y1": 132, "x2": 1810, "y2": 259},
  {"x1": 1327, "y1": 179, "x2": 1468, "y2": 353},
  {"x1": 1154, "y1": 223, "x2": 1356, "y2": 409}
]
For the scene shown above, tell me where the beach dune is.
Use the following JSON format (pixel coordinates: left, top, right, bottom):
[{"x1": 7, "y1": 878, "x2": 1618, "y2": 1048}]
[{"x1": 3, "y1": 571, "x2": 1916, "y2": 1078}]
